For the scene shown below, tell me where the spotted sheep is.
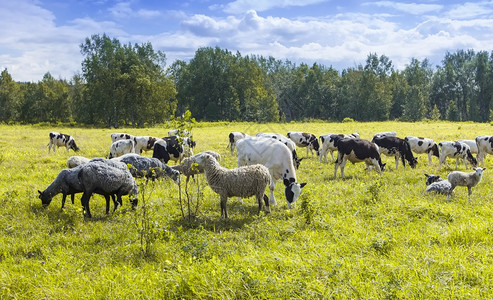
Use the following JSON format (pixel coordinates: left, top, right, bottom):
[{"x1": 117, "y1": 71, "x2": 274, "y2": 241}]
[
  {"x1": 371, "y1": 135, "x2": 417, "y2": 169},
  {"x1": 438, "y1": 141, "x2": 477, "y2": 170},
  {"x1": 48, "y1": 132, "x2": 79, "y2": 153},
  {"x1": 236, "y1": 137, "x2": 306, "y2": 208},
  {"x1": 286, "y1": 131, "x2": 320, "y2": 157},
  {"x1": 319, "y1": 133, "x2": 359, "y2": 162},
  {"x1": 334, "y1": 138, "x2": 386, "y2": 178},
  {"x1": 404, "y1": 136, "x2": 439, "y2": 165}
]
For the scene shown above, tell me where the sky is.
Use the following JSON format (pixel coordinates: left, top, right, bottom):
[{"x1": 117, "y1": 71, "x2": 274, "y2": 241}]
[{"x1": 2, "y1": 0, "x2": 493, "y2": 82}]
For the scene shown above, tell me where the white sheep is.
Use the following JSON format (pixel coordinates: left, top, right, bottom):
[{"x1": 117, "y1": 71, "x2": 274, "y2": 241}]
[
  {"x1": 424, "y1": 174, "x2": 451, "y2": 195},
  {"x1": 446, "y1": 167, "x2": 486, "y2": 200},
  {"x1": 78, "y1": 161, "x2": 139, "y2": 218},
  {"x1": 171, "y1": 151, "x2": 221, "y2": 187},
  {"x1": 67, "y1": 156, "x2": 90, "y2": 168},
  {"x1": 194, "y1": 153, "x2": 271, "y2": 218}
]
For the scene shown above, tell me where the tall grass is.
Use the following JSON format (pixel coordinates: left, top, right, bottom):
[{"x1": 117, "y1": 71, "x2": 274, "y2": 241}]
[{"x1": 0, "y1": 122, "x2": 492, "y2": 298}]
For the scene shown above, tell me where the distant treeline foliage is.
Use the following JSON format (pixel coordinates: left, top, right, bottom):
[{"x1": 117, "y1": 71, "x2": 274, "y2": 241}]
[{"x1": 1, "y1": 34, "x2": 492, "y2": 126}]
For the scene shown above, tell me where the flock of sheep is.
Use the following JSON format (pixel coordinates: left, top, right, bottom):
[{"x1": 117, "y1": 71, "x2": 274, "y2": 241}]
[{"x1": 39, "y1": 128, "x2": 490, "y2": 219}]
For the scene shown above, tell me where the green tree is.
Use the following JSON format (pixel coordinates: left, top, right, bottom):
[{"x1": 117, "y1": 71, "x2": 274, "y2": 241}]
[{"x1": 0, "y1": 69, "x2": 22, "y2": 122}]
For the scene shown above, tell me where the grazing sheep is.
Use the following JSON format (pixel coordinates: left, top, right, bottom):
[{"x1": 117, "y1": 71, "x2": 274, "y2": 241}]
[
  {"x1": 424, "y1": 174, "x2": 451, "y2": 195},
  {"x1": 67, "y1": 156, "x2": 90, "y2": 168},
  {"x1": 195, "y1": 153, "x2": 270, "y2": 218},
  {"x1": 446, "y1": 167, "x2": 486, "y2": 200},
  {"x1": 78, "y1": 161, "x2": 139, "y2": 218},
  {"x1": 171, "y1": 151, "x2": 221, "y2": 186},
  {"x1": 38, "y1": 165, "x2": 118, "y2": 213},
  {"x1": 112, "y1": 153, "x2": 180, "y2": 182}
]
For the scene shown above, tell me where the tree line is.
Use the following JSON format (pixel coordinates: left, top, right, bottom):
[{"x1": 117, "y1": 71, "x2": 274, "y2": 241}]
[{"x1": 1, "y1": 34, "x2": 492, "y2": 126}]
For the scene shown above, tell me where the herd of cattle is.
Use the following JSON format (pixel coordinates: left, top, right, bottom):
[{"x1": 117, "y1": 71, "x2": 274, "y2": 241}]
[{"x1": 42, "y1": 129, "x2": 493, "y2": 218}]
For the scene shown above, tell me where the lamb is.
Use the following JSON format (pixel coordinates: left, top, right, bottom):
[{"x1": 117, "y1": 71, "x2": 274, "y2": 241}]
[
  {"x1": 446, "y1": 167, "x2": 486, "y2": 200},
  {"x1": 424, "y1": 174, "x2": 451, "y2": 195},
  {"x1": 78, "y1": 161, "x2": 139, "y2": 218},
  {"x1": 194, "y1": 153, "x2": 270, "y2": 218},
  {"x1": 67, "y1": 156, "x2": 90, "y2": 168},
  {"x1": 38, "y1": 165, "x2": 119, "y2": 213},
  {"x1": 171, "y1": 151, "x2": 221, "y2": 186},
  {"x1": 112, "y1": 153, "x2": 180, "y2": 182}
]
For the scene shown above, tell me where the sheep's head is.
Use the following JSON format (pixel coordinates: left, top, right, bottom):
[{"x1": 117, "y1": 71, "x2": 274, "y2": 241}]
[
  {"x1": 474, "y1": 167, "x2": 486, "y2": 176},
  {"x1": 425, "y1": 174, "x2": 441, "y2": 185},
  {"x1": 38, "y1": 190, "x2": 52, "y2": 207}
]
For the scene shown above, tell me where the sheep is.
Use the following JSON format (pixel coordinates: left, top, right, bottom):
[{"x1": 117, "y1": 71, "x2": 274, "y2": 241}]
[
  {"x1": 171, "y1": 151, "x2": 221, "y2": 186},
  {"x1": 112, "y1": 153, "x2": 180, "y2": 182},
  {"x1": 67, "y1": 156, "x2": 90, "y2": 168},
  {"x1": 78, "y1": 161, "x2": 139, "y2": 218},
  {"x1": 424, "y1": 174, "x2": 451, "y2": 195},
  {"x1": 446, "y1": 167, "x2": 486, "y2": 200},
  {"x1": 194, "y1": 153, "x2": 270, "y2": 218},
  {"x1": 38, "y1": 165, "x2": 118, "y2": 213}
]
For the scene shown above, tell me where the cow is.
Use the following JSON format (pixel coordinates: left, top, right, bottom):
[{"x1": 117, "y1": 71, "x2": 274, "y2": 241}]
[
  {"x1": 371, "y1": 136, "x2": 417, "y2": 169},
  {"x1": 110, "y1": 133, "x2": 135, "y2": 143},
  {"x1": 438, "y1": 141, "x2": 477, "y2": 170},
  {"x1": 319, "y1": 133, "x2": 359, "y2": 162},
  {"x1": 109, "y1": 139, "x2": 135, "y2": 159},
  {"x1": 287, "y1": 131, "x2": 320, "y2": 157},
  {"x1": 373, "y1": 131, "x2": 397, "y2": 139},
  {"x1": 227, "y1": 132, "x2": 250, "y2": 155},
  {"x1": 404, "y1": 136, "x2": 440, "y2": 165},
  {"x1": 152, "y1": 139, "x2": 171, "y2": 164},
  {"x1": 476, "y1": 135, "x2": 493, "y2": 165},
  {"x1": 236, "y1": 137, "x2": 306, "y2": 208},
  {"x1": 48, "y1": 132, "x2": 79, "y2": 153},
  {"x1": 256, "y1": 132, "x2": 302, "y2": 169},
  {"x1": 334, "y1": 138, "x2": 386, "y2": 178},
  {"x1": 154, "y1": 135, "x2": 193, "y2": 164},
  {"x1": 457, "y1": 139, "x2": 478, "y2": 155},
  {"x1": 133, "y1": 136, "x2": 161, "y2": 154}
]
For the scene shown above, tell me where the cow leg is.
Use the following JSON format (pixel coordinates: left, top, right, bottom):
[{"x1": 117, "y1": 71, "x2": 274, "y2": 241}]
[
  {"x1": 339, "y1": 158, "x2": 348, "y2": 178},
  {"x1": 395, "y1": 156, "x2": 399, "y2": 170},
  {"x1": 268, "y1": 178, "x2": 277, "y2": 206},
  {"x1": 330, "y1": 150, "x2": 335, "y2": 161},
  {"x1": 428, "y1": 152, "x2": 432, "y2": 165}
]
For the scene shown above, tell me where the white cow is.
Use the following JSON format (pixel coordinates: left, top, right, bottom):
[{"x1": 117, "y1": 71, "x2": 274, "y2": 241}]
[
  {"x1": 319, "y1": 133, "x2": 359, "y2": 162},
  {"x1": 109, "y1": 139, "x2": 135, "y2": 159},
  {"x1": 236, "y1": 137, "x2": 306, "y2": 208},
  {"x1": 227, "y1": 132, "x2": 250, "y2": 155},
  {"x1": 256, "y1": 132, "x2": 302, "y2": 169},
  {"x1": 476, "y1": 135, "x2": 493, "y2": 165},
  {"x1": 404, "y1": 136, "x2": 440, "y2": 165},
  {"x1": 438, "y1": 141, "x2": 478, "y2": 169}
]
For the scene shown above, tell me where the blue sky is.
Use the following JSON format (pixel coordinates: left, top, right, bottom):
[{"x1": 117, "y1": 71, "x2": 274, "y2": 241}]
[{"x1": 2, "y1": 0, "x2": 493, "y2": 82}]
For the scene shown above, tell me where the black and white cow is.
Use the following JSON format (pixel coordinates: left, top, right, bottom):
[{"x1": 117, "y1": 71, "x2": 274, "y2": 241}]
[
  {"x1": 438, "y1": 141, "x2": 477, "y2": 169},
  {"x1": 287, "y1": 131, "x2": 320, "y2": 157},
  {"x1": 108, "y1": 139, "x2": 135, "y2": 159},
  {"x1": 404, "y1": 136, "x2": 440, "y2": 165},
  {"x1": 154, "y1": 135, "x2": 192, "y2": 164},
  {"x1": 319, "y1": 133, "x2": 359, "y2": 162},
  {"x1": 334, "y1": 138, "x2": 386, "y2": 178},
  {"x1": 133, "y1": 136, "x2": 161, "y2": 154},
  {"x1": 227, "y1": 132, "x2": 250, "y2": 155},
  {"x1": 48, "y1": 132, "x2": 79, "y2": 153},
  {"x1": 371, "y1": 136, "x2": 417, "y2": 169},
  {"x1": 373, "y1": 131, "x2": 397, "y2": 139},
  {"x1": 152, "y1": 139, "x2": 171, "y2": 164},
  {"x1": 476, "y1": 135, "x2": 493, "y2": 165},
  {"x1": 110, "y1": 133, "x2": 135, "y2": 143}
]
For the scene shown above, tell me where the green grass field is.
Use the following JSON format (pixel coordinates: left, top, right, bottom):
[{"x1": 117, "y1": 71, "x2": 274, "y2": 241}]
[{"x1": 1, "y1": 121, "x2": 492, "y2": 299}]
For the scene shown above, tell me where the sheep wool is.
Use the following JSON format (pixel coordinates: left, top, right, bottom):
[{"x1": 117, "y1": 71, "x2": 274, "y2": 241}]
[
  {"x1": 67, "y1": 156, "x2": 90, "y2": 168},
  {"x1": 447, "y1": 167, "x2": 486, "y2": 200},
  {"x1": 196, "y1": 153, "x2": 270, "y2": 218},
  {"x1": 112, "y1": 153, "x2": 180, "y2": 182},
  {"x1": 171, "y1": 151, "x2": 221, "y2": 184}
]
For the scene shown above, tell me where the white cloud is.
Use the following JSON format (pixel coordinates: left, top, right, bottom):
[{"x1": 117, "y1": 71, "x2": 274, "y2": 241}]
[
  {"x1": 219, "y1": 0, "x2": 328, "y2": 14},
  {"x1": 446, "y1": 1, "x2": 493, "y2": 19},
  {"x1": 369, "y1": 1, "x2": 443, "y2": 15}
]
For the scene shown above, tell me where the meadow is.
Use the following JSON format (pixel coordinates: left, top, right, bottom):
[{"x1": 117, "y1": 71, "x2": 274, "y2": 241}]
[{"x1": 1, "y1": 121, "x2": 493, "y2": 299}]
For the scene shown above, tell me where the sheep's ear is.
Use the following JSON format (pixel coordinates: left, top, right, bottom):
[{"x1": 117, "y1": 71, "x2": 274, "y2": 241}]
[
  {"x1": 38, "y1": 190, "x2": 43, "y2": 196},
  {"x1": 424, "y1": 174, "x2": 429, "y2": 178},
  {"x1": 300, "y1": 183, "x2": 307, "y2": 189}
]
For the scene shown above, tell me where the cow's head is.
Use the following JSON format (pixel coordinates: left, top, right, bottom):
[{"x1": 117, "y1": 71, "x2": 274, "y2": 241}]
[
  {"x1": 409, "y1": 157, "x2": 418, "y2": 168},
  {"x1": 311, "y1": 138, "x2": 320, "y2": 156},
  {"x1": 69, "y1": 140, "x2": 80, "y2": 152},
  {"x1": 38, "y1": 190, "x2": 52, "y2": 207},
  {"x1": 431, "y1": 143, "x2": 439, "y2": 157},
  {"x1": 466, "y1": 150, "x2": 478, "y2": 167},
  {"x1": 283, "y1": 178, "x2": 307, "y2": 208}
]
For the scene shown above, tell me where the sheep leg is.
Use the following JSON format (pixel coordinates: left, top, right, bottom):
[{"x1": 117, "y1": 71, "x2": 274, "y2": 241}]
[
  {"x1": 61, "y1": 194, "x2": 67, "y2": 209},
  {"x1": 103, "y1": 195, "x2": 111, "y2": 214},
  {"x1": 81, "y1": 192, "x2": 92, "y2": 218},
  {"x1": 447, "y1": 185, "x2": 456, "y2": 201},
  {"x1": 263, "y1": 194, "x2": 270, "y2": 213},
  {"x1": 220, "y1": 195, "x2": 228, "y2": 218},
  {"x1": 112, "y1": 194, "x2": 120, "y2": 211},
  {"x1": 256, "y1": 194, "x2": 263, "y2": 215},
  {"x1": 395, "y1": 156, "x2": 399, "y2": 170},
  {"x1": 468, "y1": 186, "x2": 473, "y2": 195}
]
